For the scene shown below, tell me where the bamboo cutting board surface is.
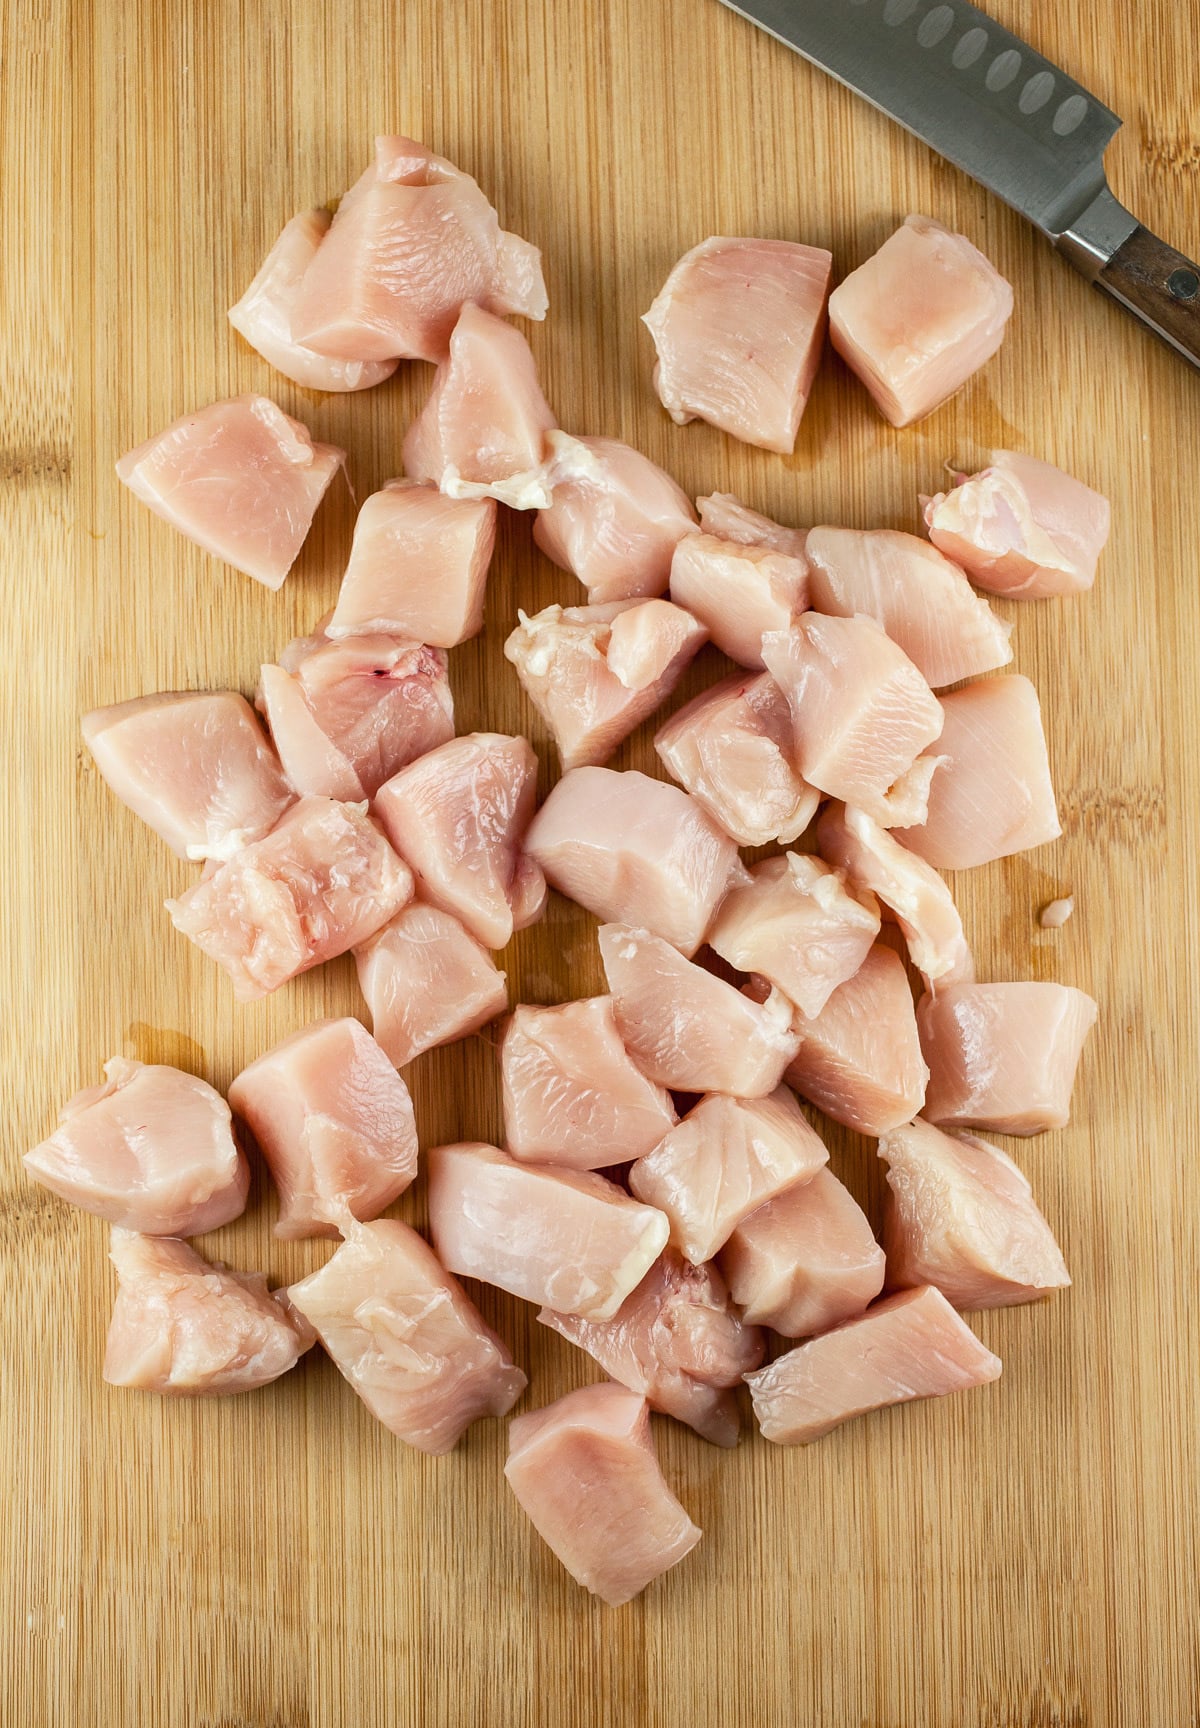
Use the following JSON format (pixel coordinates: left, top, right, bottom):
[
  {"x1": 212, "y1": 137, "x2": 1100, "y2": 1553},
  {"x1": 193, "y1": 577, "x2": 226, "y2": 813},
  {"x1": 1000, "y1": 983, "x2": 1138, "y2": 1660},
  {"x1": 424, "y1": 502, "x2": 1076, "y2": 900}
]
[{"x1": 3, "y1": 1, "x2": 1198, "y2": 1723}]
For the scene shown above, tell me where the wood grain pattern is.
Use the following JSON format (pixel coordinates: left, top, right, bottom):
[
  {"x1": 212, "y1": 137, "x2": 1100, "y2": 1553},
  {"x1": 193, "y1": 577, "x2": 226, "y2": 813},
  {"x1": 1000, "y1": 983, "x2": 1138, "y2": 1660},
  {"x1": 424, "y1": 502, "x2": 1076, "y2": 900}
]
[{"x1": 3, "y1": 1, "x2": 1199, "y2": 1724}]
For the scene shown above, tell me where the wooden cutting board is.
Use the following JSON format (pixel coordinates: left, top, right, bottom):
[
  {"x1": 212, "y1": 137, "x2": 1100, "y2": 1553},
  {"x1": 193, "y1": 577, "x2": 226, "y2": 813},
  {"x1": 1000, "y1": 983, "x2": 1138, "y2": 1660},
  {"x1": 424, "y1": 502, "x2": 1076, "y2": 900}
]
[{"x1": 4, "y1": 0, "x2": 1198, "y2": 1723}]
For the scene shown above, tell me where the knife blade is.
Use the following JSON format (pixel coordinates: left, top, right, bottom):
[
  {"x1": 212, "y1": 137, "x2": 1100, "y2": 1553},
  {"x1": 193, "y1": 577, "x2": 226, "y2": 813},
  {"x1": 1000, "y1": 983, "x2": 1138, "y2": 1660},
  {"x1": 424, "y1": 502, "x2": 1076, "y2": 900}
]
[{"x1": 717, "y1": 0, "x2": 1200, "y2": 370}]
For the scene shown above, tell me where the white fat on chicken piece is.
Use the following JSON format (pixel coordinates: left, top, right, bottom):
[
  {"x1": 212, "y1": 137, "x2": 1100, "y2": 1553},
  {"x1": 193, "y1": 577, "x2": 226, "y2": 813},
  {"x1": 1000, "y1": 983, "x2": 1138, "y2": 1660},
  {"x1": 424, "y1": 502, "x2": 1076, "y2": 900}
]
[
  {"x1": 374, "y1": 733, "x2": 545, "y2": 950},
  {"x1": 504, "y1": 1383, "x2": 702, "y2": 1606},
  {"x1": 82, "y1": 691, "x2": 293, "y2": 863},
  {"x1": 116, "y1": 394, "x2": 343, "y2": 590},
  {"x1": 329, "y1": 480, "x2": 497, "y2": 647},
  {"x1": 696, "y1": 491, "x2": 809, "y2": 558},
  {"x1": 427, "y1": 1141, "x2": 670, "y2": 1322},
  {"x1": 504, "y1": 598, "x2": 707, "y2": 772},
  {"x1": 720, "y1": 1169, "x2": 886, "y2": 1340},
  {"x1": 501, "y1": 997, "x2": 677, "y2": 1169},
  {"x1": 879, "y1": 1118, "x2": 1070, "y2": 1309},
  {"x1": 355, "y1": 902, "x2": 508, "y2": 1067},
  {"x1": 746, "y1": 1285, "x2": 1002, "y2": 1444},
  {"x1": 402, "y1": 303, "x2": 558, "y2": 508},
  {"x1": 828, "y1": 215, "x2": 1013, "y2": 428},
  {"x1": 668, "y1": 532, "x2": 809, "y2": 670},
  {"x1": 918, "y1": 982, "x2": 1097, "y2": 1136},
  {"x1": 643, "y1": 236, "x2": 832, "y2": 452},
  {"x1": 286, "y1": 134, "x2": 547, "y2": 364},
  {"x1": 104, "y1": 1230, "x2": 315, "y2": 1395},
  {"x1": 24, "y1": 1058, "x2": 249, "y2": 1235},
  {"x1": 707, "y1": 853, "x2": 881, "y2": 1020},
  {"x1": 653, "y1": 672, "x2": 819, "y2": 849},
  {"x1": 287, "y1": 1218, "x2": 526, "y2": 1453},
  {"x1": 227, "y1": 1018, "x2": 419, "y2": 1240},
  {"x1": 923, "y1": 450, "x2": 1111, "y2": 599},
  {"x1": 762, "y1": 612, "x2": 944, "y2": 828},
  {"x1": 524, "y1": 768, "x2": 741, "y2": 957},
  {"x1": 533, "y1": 432, "x2": 699, "y2": 603},
  {"x1": 167, "y1": 796, "x2": 412, "y2": 1001},
  {"x1": 539, "y1": 1250, "x2": 763, "y2": 1448}
]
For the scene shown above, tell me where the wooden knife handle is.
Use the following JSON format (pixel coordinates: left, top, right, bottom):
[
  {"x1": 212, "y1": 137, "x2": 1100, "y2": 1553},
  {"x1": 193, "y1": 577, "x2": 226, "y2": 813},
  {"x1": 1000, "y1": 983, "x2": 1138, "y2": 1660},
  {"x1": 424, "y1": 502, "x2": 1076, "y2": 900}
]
[{"x1": 1097, "y1": 224, "x2": 1200, "y2": 369}]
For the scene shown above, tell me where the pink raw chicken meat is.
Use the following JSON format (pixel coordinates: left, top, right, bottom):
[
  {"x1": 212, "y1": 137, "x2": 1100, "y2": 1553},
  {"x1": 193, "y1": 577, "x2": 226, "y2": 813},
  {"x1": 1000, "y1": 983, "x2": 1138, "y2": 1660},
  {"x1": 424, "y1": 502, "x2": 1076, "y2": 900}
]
[
  {"x1": 828, "y1": 215, "x2": 1013, "y2": 427},
  {"x1": 504, "y1": 598, "x2": 707, "y2": 772},
  {"x1": 805, "y1": 526, "x2": 1012, "y2": 690},
  {"x1": 82, "y1": 691, "x2": 293, "y2": 863},
  {"x1": 653, "y1": 672, "x2": 819, "y2": 848},
  {"x1": 762, "y1": 612, "x2": 944, "y2": 828},
  {"x1": 287, "y1": 134, "x2": 547, "y2": 363},
  {"x1": 524, "y1": 767, "x2": 741, "y2": 956},
  {"x1": 258, "y1": 628, "x2": 454, "y2": 802},
  {"x1": 629, "y1": 1088, "x2": 829, "y2": 1265},
  {"x1": 707, "y1": 853, "x2": 881, "y2": 1020},
  {"x1": 669, "y1": 531, "x2": 809, "y2": 669},
  {"x1": 427, "y1": 1141, "x2": 669, "y2": 1322},
  {"x1": 501, "y1": 996, "x2": 677, "y2": 1169},
  {"x1": 923, "y1": 449, "x2": 1111, "y2": 599},
  {"x1": 879, "y1": 1118, "x2": 1070, "y2": 1309},
  {"x1": 918, "y1": 982, "x2": 1097, "y2": 1135},
  {"x1": 643, "y1": 236, "x2": 832, "y2": 452},
  {"x1": 374, "y1": 733, "x2": 545, "y2": 949},
  {"x1": 504, "y1": 1383, "x2": 702, "y2": 1606},
  {"x1": 104, "y1": 1229, "x2": 315, "y2": 1395},
  {"x1": 355, "y1": 902, "x2": 508, "y2": 1067},
  {"x1": 167, "y1": 796, "x2": 412, "y2": 1001},
  {"x1": 533, "y1": 432, "x2": 698, "y2": 603},
  {"x1": 781, "y1": 943, "x2": 929, "y2": 1135},
  {"x1": 600, "y1": 923, "x2": 801, "y2": 1099},
  {"x1": 116, "y1": 394, "x2": 343, "y2": 590},
  {"x1": 746, "y1": 1284, "x2": 1002, "y2": 1444},
  {"x1": 23, "y1": 1058, "x2": 248, "y2": 1235},
  {"x1": 227, "y1": 209, "x2": 399, "y2": 392},
  {"x1": 227, "y1": 1017, "x2": 418, "y2": 1239},
  {"x1": 721, "y1": 1168, "x2": 886, "y2": 1339},
  {"x1": 894, "y1": 675, "x2": 1060, "y2": 869},
  {"x1": 287, "y1": 1218, "x2": 526, "y2": 1453},
  {"x1": 539, "y1": 1249, "x2": 763, "y2": 1447},
  {"x1": 696, "y1": 491, "x2": 809, "y2": 558},
  {"x1": 816, "y1": 802, "x2": 973, "y2": 990},
  {"x1": 402, "y1": 303, "x2": 558, "y2": 509},
  {"x1": 329, "y1": 480, "x2": 497, "y2": 647}
]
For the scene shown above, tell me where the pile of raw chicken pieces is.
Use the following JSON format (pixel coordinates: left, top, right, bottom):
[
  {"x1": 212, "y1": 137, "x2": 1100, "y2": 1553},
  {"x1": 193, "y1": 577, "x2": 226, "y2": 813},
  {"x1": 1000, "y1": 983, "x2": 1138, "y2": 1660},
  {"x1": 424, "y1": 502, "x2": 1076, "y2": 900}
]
[{"x1": 26, "y1": 138, "x2": 1105, "y2": 1607}]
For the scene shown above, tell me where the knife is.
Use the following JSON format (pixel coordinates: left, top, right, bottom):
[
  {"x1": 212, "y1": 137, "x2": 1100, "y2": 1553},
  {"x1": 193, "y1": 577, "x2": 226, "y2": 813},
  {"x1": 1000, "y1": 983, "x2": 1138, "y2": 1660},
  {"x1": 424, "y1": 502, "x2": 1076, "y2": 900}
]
[{"x1": 717, "y1": 0, "x2": 1200, "y2": 370}]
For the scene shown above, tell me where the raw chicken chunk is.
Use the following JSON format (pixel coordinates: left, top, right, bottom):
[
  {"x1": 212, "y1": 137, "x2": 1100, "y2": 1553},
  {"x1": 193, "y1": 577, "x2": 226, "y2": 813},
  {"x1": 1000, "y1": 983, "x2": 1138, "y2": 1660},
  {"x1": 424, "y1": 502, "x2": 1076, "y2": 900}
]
[
  {"x1": 653, "y1": 672, "x2": 819, "y2": 848},
  {"x1": 533, "y1": 432, "x2": 698, "y2": 603},
  {"x1": 696, "y1": 492, "x2": 809, "y2": 558},
  {"x1": 524, "y1": 767, "x2": 741, "y2": 956},
  {"x1": 228, "y1": 1018, "x2": 419, "y2": 1239},
  {"x1": 828, "y1": 215, "x2": 1013, "y2": 427},
  {"x1": 504, "y1": 598, "x2": 707, "y2": 772},
  {"x1": 426, "y1": 1141, "x2": 669, "y2": 1322},
  {"x1": 82, "y1": 690, "x2": 293, "y2": 863},
  {"x1": 24, "y1": 1058, "x2": 248, "y2": 1235},
  {"x1": 669, "y1": 531, "x2": 809, "y2": 669},
  {"x1": 539, "y1": 1250, "x2": 763, "y2": 1447},
  {"x1": 167, "y1": 796, "x2": 412, "y2": 1000},
  {"x1": 600, "y1": 924, "x2": 801, "y2": 1098},
  {"x1": 501, "y1": 996, "x2": 677, "y2": 1169},
  {"x1": 643, "y1": 236, "x2": 832, "y2": 452},
  {"x1": 923, "y1": 450, "x2": 1111, "y2": 599},
  {"x1": 104, "y1": 1230, "x2": 314, "y2": 1395},
  {"x1": 721, "y1": 1168, "x2": 886, "y2": 1339},
  {"x1": 629, "y1": 1088, "x2": 829, "y2": 1264},
  {"x1": 879, "y1": 1118, "x2": 1070, "y2": 1309},
  {"x1": 374, "y1": 733, "x2": 545, "y2": 949},
  {"x1": 329, "y1": 479, "x2": 496, "y2": 646},
  {"x1": 355, "y1": 902, "x2": 508, "y2": 1067},
  {"x1": 746, "y1": 1285, "x2": 1002, "y2": 1444},
  {"x1": 918, "y1": 982, "x2": 1097, "y2": 1135},
  {"x1": 287, "y1": 1219, "x2": 526, "y2": 1453},
  {"x1": 116, "y1": 394, "x2": 343, "y2": 589},
  {"x1": 707, "y1": 853, "x2": 881, "y2": 1019},
  {"x1": 505, "y1": 1383, "x2": 702, "y2": 1605}
]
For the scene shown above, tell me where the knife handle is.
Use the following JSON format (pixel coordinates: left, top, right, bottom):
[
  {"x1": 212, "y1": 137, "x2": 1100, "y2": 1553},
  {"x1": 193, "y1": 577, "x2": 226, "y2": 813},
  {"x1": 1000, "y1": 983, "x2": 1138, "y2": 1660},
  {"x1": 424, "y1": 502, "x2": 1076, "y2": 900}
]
[{"x1": 1096, "y1": 225, "x2": 1200, "y2": 370}]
